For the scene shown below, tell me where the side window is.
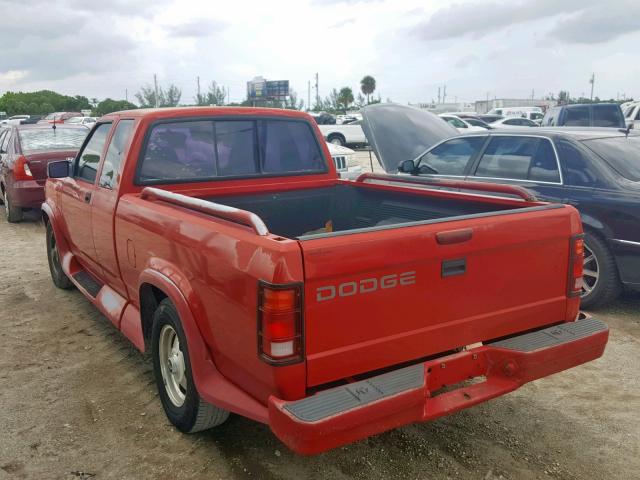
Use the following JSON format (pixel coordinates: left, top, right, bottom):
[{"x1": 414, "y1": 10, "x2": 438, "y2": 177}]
[
  {"x1": 75, "y1": 123, "x2": 112, "y2": 183},
  {"x1": 503, "y1": 118, "x2": 521, "y2": 126},
  {"x1": 556, "y1": 138, "x2": 597, "y2": 187},
  {"x1": 99, "y1": 120, "x2": 134, "y2": 189},
  {"x1": 528, "y1": 139, "x2": 560, "y2": 182},
  {"x1": 418, "y1": 136, "x2": 486, "y2": 176},
  {"x1": 475, "y1": 136, "x2": 555, "y2": 181},
  {"x1": 563, "y1": 106, "x2": 589, "y2": 126}
]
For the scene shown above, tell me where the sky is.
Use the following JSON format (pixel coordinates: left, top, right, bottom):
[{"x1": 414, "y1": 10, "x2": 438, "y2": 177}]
[{"x1": 1, "y1": 0, "x2": 639, "y2": 107}]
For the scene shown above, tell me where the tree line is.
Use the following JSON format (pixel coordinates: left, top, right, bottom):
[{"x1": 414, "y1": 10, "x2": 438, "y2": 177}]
[{"x1": 0, "y1": 74, "x2": 380, "y2": 118}]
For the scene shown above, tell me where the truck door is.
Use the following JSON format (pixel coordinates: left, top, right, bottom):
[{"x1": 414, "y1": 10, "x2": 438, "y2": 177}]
[
  {"x1": 59, "y1": 122, "x2": 112, "y2": 275},
  {"x1": 91, "y1": 119, "x2": 135, "y2": 296}
]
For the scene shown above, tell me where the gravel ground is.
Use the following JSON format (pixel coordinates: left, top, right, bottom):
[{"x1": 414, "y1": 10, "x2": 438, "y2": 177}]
[{"x1": 1, "y1": 208, "x2": 639, "y2": 480}]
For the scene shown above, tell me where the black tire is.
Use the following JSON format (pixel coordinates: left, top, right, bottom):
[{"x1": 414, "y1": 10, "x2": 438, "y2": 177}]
[
  {"x1": 581, "y1": 231, "x2": 621, "y2": 309},
  {"x1": 328, "y1": 133, "x2": 346, "y2": 147},
  {"x1": 46, "y1": 222, "x2": 73, "y2": 289},
  {"x1": 152, "y1": 298, "x2": 229, "y2": 433},
  {"x1": 4, "y1": 189, "x2": 23, "y2": 223}
]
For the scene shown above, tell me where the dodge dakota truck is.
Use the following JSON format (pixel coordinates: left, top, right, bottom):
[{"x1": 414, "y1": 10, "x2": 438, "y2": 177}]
[{"x1": 43, "y1": 106, "x2": 608, "y2": 455}]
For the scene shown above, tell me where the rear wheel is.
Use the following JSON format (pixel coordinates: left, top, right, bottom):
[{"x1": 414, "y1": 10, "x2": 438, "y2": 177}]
[
  {"x1": 46, "y1": 222, "x2": 73, "y2": 289},
  {"x1": 328, "y1": 134, "x2": 346, "y2": 146},
  {"x1": 4, "y1": 189, "x2": 23, "y2": 223},
  {"x1": 152, "y1": 298, "x2": 229, "y2": 433},
  {"x1": 580, "y1": 231, "x2": 621, "y2": 309}
]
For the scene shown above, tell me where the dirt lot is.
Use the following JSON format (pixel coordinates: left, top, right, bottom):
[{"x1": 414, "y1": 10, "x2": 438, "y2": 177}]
[{"x1": 1, "y1": 210, "x2": 639, "y2": 480}]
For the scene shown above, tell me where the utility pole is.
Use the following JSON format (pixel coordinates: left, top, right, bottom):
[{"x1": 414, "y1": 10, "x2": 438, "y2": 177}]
[
  {"x1": 307, "y1": 80, "x2": 311, "y2": 111},
  {"x1": 589, "y1": 73, "x2": 595, "y2": 101},
  {"x1": 125, "y1": 88, "x2": 128, "y2": 102},
  {"x1": 153, "y1": 74, "x2": 159, "y2": 108},
  {"x1": 531, "y1": 89, "x2": 535, "y2": 101},
  {"x1": 227, "y1": 86, "x2": 230, "y2": 105},
  {"x1": 442, "y1": 85, "x2": 447, "y2": 103},
  {"x1": 315, "y1": 73, "x2": 319, "y2": 109},
  {"x1": 437, "y1": 87, "x2": 441, "y2": 104},
  {"x1": 197, "y1": 76, "x2": 201, "y2": 104}
]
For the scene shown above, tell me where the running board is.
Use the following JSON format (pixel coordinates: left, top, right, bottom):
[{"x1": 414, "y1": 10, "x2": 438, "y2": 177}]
[{"x1": 72, "y1": 270, "x2": 104, "y2": 298}]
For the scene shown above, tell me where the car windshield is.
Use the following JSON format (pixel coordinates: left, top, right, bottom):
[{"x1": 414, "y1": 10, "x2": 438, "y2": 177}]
[
  {"x1": 19, "y1": 128, "x2": 88, "y2": 153},
  {"x1": 582, "y1": 136, "x2": 640, "y2": 181},
  {"x1": 66, "y1": 117, "x2": 83, "y2": 124}
]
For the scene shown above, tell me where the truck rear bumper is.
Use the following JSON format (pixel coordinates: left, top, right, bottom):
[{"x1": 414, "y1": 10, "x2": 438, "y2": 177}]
[{"x1": 268, "y1": 316, "x2": 608, "y2": 455}]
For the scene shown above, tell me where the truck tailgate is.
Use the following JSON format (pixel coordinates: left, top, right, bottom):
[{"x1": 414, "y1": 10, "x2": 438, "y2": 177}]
[{"x1": 300, "y1": 204, "x2": 577, "y2": 387}]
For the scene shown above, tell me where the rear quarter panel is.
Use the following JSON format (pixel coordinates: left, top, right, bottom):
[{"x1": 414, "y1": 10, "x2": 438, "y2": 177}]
[{"x1": 115, "y1": 194, "x2": 308, "y2": 403}]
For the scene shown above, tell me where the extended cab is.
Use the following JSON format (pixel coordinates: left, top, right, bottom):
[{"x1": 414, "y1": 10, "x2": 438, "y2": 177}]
[{"x1": 43, "y1": 106, "x2": 608, "y2": 455}]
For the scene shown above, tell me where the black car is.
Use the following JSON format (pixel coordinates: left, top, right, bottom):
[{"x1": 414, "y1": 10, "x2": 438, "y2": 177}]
[
  {"x1": 541, "y1": 103, "x2": 626, "y2": 129},
  {"x1": 368, "y1": 120, "x2": 640, "y2": 308}
]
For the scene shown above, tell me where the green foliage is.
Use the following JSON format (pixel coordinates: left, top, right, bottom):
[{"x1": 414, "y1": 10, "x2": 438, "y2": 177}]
[
  {"x1": 0, "y1": 90, "x2": 92, "y2": 116},
  {"x1": 96, "y1": 98, "x2": 137, "y2": 116},
  {"x1": 195, "y1": 81, "x2": 226, "y2": 106},
  {"x1": 135, "y1": 83, "x2": 182, "y2": 108},
  {"x1": 360, "y1": 75, "x2": 376, "y2": 103},
  {"x1": 337, "y1": 87, "x2": 354, "y2": 111}
]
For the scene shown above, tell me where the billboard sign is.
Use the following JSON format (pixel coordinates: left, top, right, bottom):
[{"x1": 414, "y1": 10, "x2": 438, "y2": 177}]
[{"x1": 247, "y1": 77, "x2": 289, "y2": 100}]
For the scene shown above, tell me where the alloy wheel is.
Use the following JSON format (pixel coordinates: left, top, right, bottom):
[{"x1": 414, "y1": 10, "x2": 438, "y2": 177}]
[
  {"x1": 158, "y1": 324, "x2": 187, "y2": 407},
  {"x1": 582, "y1": 243, "x2": 599, "y2": 296}
]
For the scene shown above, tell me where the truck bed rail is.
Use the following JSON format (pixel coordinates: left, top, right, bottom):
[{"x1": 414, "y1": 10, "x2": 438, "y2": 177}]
[
  {"x1": 355, "y1": 173, "x2": 537, "y2": 202},
  {"x1": 140, "y1": 187, "x2": 270, "y2": 236}
]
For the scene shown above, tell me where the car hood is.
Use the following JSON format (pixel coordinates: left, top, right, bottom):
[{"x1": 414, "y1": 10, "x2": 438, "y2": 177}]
[{"x1": 361, "y1": 103, "x2": 458, "y2": 173}]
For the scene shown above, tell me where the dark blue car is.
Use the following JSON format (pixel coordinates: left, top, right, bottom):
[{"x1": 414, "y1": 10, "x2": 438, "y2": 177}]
[{"x1": 396, "y1": 128, "x2": 640, "y2": 308}]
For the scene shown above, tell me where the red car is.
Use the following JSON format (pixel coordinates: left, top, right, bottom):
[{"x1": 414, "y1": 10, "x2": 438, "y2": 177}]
[
  {"x1": 42, "y1": 106, "x2": 607, "y2": 455},
  {"x1": 0, "y1": 124, "x2": 88, "y2": 222},
  {"x1": 37, "y1": 112, "x2": 82, "y2": 125}
]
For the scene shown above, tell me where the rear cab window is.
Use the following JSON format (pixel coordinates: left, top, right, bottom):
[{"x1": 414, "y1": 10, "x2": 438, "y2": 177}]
[
  {"x1": 473, "y1": 136, "x2": 561, "y2": 183},
  {"x1": 137, "y1": 118, "x2": 326, "y2": 184},
  {"x1": 591, "y1": 105, "x2": 625, "y2": 128},
  {"x1": 563, "y1": 106, "x2": 590, "y2": 126}
]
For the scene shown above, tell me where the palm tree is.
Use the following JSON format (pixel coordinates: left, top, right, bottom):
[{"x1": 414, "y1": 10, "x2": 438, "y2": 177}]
[
  {"x1": 337, "y1": 87, "x2": 354, "y2": 112},
  {"x1": 360, "y1": 76, "x2": 376, "y2": 104}
]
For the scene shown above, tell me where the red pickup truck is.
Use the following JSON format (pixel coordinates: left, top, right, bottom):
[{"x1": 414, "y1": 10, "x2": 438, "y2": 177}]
[{"x1": 42, "y1": 106, "x2": 608, "y2": 455}]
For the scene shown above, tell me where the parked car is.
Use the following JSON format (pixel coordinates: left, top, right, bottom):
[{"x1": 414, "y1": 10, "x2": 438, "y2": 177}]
[
  {"x1": 464, "y1": 117, "x2": 493, "y2": 129},
  {"x1": 42, "y1": 105, "x2": 607, "y2": 455},
  {"x1": 318, "y1": 120, "x2": 367, "y2": 146},
  {"x1": 20, "y1": 115, "x2": 43, "y2": 125},
  {"x1": 37, "y1": 112, "x2": 83, "y2": 125},
  {"x1": 490, "y1": 117, "x2": 539, "y2": 128},
  {"x1": 391, "y1": 126, "x2": 640, "y2": 308},
  {"x1": 488, "y1": 107, "x2": 544, "y2": 123},
  {"x1": 66, "y1": 116, "x2": 97, "y2": 127},
  {"x1": 0, "y1": 124, "x2": 88, "y2": 222},
  {"x1": 326, "y1": 141, "x2": 362, "y2": 179},
  {"x1": 439, "y1": 114, "x2": 488, "y2": 132},
  {"x1": 308, "y1": 112, "x2": 335, "y2": 125},
  {"x1": 541, "y1": 103, "x2": 625, "y2": 128},
  {"x1": 622, "y1": 101, "x2": 640, "y2": 130},
  {"x1": 0, "y1": 115, "x2": 31, "y2": 126},
  {"x1": 478, "y1": 114, "x2": 504, "y2": 123}
]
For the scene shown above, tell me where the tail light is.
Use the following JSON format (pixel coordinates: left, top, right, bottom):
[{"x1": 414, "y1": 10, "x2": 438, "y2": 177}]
[
  {"x1": 258, "y1": 281, "x2": 303, "y2": 365},
  {"x1": 14, "y1": 156, "x2": 33, "y2": 181},
  {"x1": 568, "y1": 235, "x2": 584, "y2": 297}
]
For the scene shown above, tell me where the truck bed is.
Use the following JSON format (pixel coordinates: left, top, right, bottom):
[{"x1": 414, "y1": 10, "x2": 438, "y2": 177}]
[{"x1": 208, "y1": 183, "x2": 526, "y2": 239}]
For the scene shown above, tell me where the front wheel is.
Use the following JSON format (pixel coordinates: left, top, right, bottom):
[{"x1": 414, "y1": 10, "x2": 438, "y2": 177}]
[
  {"x1": 328, "y1": 134, "x2": 346, "y2": 146},
  {"x1": 152, "y1": 298, "x2": 229, "y2": 433},
  {"x1": 580, "y1": 232, "x2": 621, "y2": 309}
]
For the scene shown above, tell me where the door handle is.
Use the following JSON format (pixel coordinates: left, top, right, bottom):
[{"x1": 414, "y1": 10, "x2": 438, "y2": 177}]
[
  {"x1": 84, "y1": 191, "x2": 92, "y2": 203},
  {"x1": 436, "y1": 228, "x2": 473, "y2": 245}
]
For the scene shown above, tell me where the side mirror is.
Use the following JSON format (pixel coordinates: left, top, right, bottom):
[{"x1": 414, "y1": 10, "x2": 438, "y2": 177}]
[
  {"x1": 626, "y1": 121, "x2": 634, "y2": 130},
  {"x1": 48, "y1": 160, "x2": 71, "y2": 178},
  {"x1": 398, "y1": 159, "x2": 416, "y2": 173}
]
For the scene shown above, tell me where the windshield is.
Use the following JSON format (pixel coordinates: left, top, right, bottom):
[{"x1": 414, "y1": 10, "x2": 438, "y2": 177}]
[
  {"x1": 66, "y1": 117, "x2": 83, "y2": 124},
  {"x1": 582, "y1": 136, "x2": 640, "y2": 181},
  {"x1": 19, "y1": 128, "x2": 88, "y2": 153}
]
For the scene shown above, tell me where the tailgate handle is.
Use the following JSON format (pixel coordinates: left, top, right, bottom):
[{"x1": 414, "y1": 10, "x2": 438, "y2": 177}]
[
  {"x1": 442, "y1": 258, "x2": 466, "y2": 278},
  {"x1": 436, "y1": 228, "x2": 472, "y2": 245}
]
